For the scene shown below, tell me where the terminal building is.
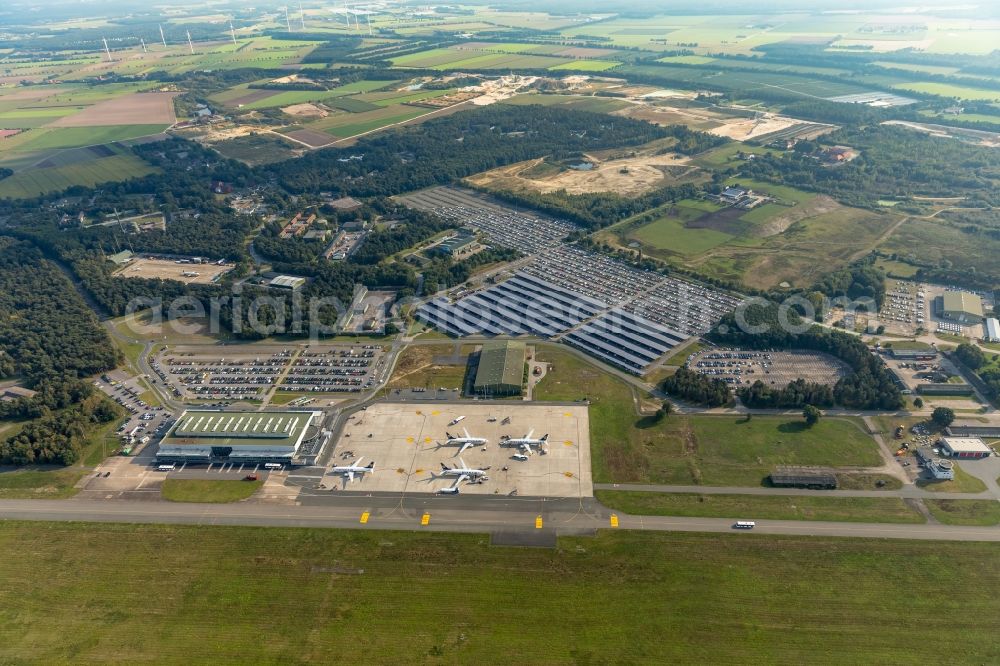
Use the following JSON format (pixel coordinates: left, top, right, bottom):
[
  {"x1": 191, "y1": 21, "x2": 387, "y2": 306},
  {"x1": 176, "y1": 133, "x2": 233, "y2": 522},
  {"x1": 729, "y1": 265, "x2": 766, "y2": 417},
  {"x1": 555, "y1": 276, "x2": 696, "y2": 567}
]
[
  {"x1": 156, "y1": 409, "x2": 322, "y2": 466},
  {"x1": 472, "y1": 340, "x2": 526, "y2": 397}
]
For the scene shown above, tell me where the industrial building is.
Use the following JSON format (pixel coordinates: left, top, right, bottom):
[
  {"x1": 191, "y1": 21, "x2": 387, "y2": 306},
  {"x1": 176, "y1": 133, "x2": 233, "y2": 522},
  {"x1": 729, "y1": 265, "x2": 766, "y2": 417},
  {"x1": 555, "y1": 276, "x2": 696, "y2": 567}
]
[
  {"x1": 984, "y1": 318, "x2": 1000, "y2": 343},
  {"x1": 916, "y1": 448, "x2": 955, "y2": 480},
  {"x1": 916, "y1": 383, "x2": 975, "y2": 396},
  {"x1": 769, "y1": 466, "x2": 838, "y2": 489},
  {"x1": 473, "y1": 340, "x2": 526, "y2": 396},
  {"x1": 939, "y1": 437, "x2": 992, "y2": 459},
  {"x1": 156, "y1": 409, "x2": 322, "y2": 465},
  {"x1": 947, "y1": 422, "x2": 1000, "y2": 439},
  {"x1": 888, "y1": 348, "x2": 937, "y2": 361},
  {"x1": 940, "y1": 291, "x2": 984, "y2": 323},
  {"x1": 430, "y1": 230, "x2": 483, "y2": 259},
  {"x1": 269, "y1": 275, "x2": 307, "y2": 291}
]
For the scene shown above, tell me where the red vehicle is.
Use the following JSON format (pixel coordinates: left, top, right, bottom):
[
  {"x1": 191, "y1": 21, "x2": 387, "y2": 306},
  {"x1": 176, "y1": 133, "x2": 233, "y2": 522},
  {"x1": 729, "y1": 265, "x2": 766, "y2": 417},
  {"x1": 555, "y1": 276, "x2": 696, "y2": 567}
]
[{"x1": 245, "y1": 473, "x2": 258, "y2": 481}]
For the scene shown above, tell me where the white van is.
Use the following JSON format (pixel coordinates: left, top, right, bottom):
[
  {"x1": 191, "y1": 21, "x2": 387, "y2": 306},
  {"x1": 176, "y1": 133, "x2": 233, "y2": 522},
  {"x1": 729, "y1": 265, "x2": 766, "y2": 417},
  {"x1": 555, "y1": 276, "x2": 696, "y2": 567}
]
[
  {"x1": 734, "y1": 521, "x2": 756, "y2": 529},
  {"x1": 157, "y1": 464, "x2": 176, "y2": 472},
  {"x1": 263, "y1": 462, "x2": 283, "y2": 470}
]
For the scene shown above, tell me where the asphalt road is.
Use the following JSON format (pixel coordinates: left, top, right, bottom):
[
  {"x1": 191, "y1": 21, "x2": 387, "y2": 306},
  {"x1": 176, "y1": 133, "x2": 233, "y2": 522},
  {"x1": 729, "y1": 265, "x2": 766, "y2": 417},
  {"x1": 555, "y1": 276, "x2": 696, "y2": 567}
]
[
  {"x1": 594, "y1": 483, "x2": 999, "y2": 501},
  {"x1": 2, "y1": 497, "x2": 999, "y2": 541}
]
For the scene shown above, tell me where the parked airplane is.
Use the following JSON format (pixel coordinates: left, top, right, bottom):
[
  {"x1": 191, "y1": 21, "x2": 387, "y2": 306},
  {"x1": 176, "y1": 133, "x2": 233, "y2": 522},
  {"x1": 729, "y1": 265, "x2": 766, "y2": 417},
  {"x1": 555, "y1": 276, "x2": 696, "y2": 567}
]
[
  {"x1": 331, "y1": 457, "x2": 374, "y2": 483},
  {"x1": 448, "y1": 415, "x2": 466, "y2": 426},
  {"x1": 436, "y1": 458, "x2": 489, "y2": 494},
  {"x1": 502, "y1": 429, "x2": 548, "y2": 455},
  {"x1": 440, "y1": 428, "x2": 488, "y2": 454}
]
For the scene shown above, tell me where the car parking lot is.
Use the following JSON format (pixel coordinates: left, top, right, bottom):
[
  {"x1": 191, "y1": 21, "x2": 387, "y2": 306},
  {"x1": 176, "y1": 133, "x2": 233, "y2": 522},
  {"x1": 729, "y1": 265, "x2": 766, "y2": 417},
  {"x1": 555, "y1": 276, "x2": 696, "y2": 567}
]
[
  {"x1": 686, "y1": 349, "x2": 849, "y2": 387},
  {"x1": 325, "y1": 402, "x2": 592, "y2": 497},
  {"x1": 93, "y1": 373, "x2": 172, "y2": 455},
  {"x1": 151, "y1": 343, "x2": 387, "y2": 400}
]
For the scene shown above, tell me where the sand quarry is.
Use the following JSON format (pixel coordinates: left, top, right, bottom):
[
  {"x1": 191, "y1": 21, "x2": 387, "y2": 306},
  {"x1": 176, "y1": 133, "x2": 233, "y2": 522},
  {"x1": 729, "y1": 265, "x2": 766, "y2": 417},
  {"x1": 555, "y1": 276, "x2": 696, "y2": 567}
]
[{"x1": 467, "y1": 153, "x2": 700, "y2": 197}]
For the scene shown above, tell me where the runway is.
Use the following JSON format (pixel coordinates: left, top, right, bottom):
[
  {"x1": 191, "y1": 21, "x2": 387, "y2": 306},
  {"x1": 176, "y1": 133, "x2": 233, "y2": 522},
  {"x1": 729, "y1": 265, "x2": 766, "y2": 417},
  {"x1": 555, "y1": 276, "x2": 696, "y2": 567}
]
[{"x1": 2, "y1": 496, "x2": 999, "y2": 542}]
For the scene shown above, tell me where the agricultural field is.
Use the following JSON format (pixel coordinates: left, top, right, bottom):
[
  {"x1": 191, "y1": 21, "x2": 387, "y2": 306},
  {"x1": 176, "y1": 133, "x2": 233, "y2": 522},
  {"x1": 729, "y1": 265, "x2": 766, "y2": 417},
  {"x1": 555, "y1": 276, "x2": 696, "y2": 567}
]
[
  {"x1": 389, "y1": 43, "x2": 619, "y2": 72},
  {"x1": 0, "y1": 150, "x2": 157, "y2": 199},
  {"x1": 3, "y1": 523, "x2": 1000, "y2": 662},
  {"x1": 891, "y1": 81, "x2": 1000, "y2": 102}
]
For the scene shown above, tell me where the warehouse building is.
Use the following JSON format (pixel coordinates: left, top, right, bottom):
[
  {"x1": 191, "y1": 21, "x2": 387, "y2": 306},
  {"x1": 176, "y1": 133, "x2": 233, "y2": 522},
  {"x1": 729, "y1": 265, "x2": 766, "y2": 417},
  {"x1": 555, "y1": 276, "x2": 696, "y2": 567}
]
[
  {"x1": 430, "y1": 230, "x2": 483, "y2": 260},
  {"x1": 916, "y1": 383, "x2": 975, "y2": 396},
  {"x1": 473, "y1": 340, "x2": 526, "y2": 397},
  {"x1": 939, "y1": 437, "x2": 992, "y2": 459},
  {"x1": 947, "y1": 422, "x2": 1000, "y2": 438},
  {"x1": 940, "y1": 291, "x2": 984, "y2": 323},
  {"x1": 156, "y1": 409, "x2": 322, "y2": 465},
  {"x1": 888, "y1": 347, "x2": 937, "y2": 361},
  {"x1": 769, "y1": 466, "x2": 838, "y2": 490},
  {"x1": 984, "y1": 318, "x2": 1000, "y2": 343}
]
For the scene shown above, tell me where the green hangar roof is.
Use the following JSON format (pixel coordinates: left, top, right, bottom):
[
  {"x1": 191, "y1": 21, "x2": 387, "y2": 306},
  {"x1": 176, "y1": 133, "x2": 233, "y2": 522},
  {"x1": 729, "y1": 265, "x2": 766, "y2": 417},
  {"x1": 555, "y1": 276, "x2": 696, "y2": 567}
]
[{"x1": 473, "y1": 341, "x2": 525, "y2": 395}]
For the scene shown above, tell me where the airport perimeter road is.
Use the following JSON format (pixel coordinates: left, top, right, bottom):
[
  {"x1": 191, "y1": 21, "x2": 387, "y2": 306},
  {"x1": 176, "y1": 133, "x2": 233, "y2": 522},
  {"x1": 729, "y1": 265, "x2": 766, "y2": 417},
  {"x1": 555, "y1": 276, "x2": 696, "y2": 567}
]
[
  {"x1": 1, "y1": 497, "x2": 999, "y2": 542},
  {"x1": 594, "y1": 483, "x2": 1000, "y2": 501}
]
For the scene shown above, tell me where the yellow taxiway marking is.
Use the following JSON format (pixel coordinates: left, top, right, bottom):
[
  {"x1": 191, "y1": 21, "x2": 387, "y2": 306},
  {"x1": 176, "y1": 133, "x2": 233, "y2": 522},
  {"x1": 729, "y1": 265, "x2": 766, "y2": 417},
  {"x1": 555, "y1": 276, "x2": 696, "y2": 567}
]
[
  {"x1": 431, "y1": 410, "x2": 440, "y2": 416},
  {"x1": 610, "y1": 514, "x2": 619, "y2": 528},
  {"x1": 535, "y1": 515, "x2": 543, "y2": 529},
  {"x1": 563, "y1": 440, "x2": 573, "y2": 446},
  {"x1": 415, "y1": 410, "x2": 422, "y2": 415},
  {"x1": 360, "y1": 512, "x2": 370, "y2": 524},
  {"x1": 421, "y1": 513, "x2": 431, "y2": 526},
  {"x1": 563, "y1": 412, "x2": 572, "y2": 417},
  {"x1": 424, "y1": 437, "x2": 432, "y2": 443},
  {"x1": 406, "y1": 436, "x2": 414, "y2": 443}
]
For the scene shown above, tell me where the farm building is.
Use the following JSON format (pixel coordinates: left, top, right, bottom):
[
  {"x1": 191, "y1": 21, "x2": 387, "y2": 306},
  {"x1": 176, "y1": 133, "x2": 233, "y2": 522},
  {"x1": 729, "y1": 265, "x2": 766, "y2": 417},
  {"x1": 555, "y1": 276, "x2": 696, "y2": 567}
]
[
  {"x1": 939, "y1": 437, "x2": 992, "y2": 459},
  {"x1": 156, "y1": 409, "x2": 322, "y2": 465},
  {"x1": 0, "y1": 386, "x2": 37, "y2": 402},
  {"x1": 984, "y1": 318, "x2": 1000, "y2": 343},
  {"x1": 473, "y1": 340, "x2": 526, "y2": 397},
  {"x1": 940, "y1": 291, "x2": 983, "y2": 323},
  {"x1": 769, "y1": 466, "x2": 838, "y2": 490}
]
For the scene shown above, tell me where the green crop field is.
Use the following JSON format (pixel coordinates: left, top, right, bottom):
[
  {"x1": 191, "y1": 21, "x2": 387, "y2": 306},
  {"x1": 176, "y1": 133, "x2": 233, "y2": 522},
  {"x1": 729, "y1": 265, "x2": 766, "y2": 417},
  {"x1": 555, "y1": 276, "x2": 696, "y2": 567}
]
[
  {"x1": 2, "y1": 522, "x2": 999, "y2": 662},
  {"x1": 597, "y1": 491, "x2": 925, "y2": 523},
  {"x1": 549, "y1": 60, "x2": 620, "y2": 72},
  {"x1": 0, "y1": 153, "x2": 158, "y2": 198},
  {"x1": 629, "y1": 209, "x2": 734, "y2": 256},
  {"x1": 533, "y1": 345, "x2": 879, "y2": 485},
  {"x1": 322, "y1": 106, "x2": 430, "y2": 138},
  {"x1": 2, "y1": 124, "x2": 168, "y2": 152},
  {"x1": 892, "y1": 81, "x2": 1000, "y2": 101}
]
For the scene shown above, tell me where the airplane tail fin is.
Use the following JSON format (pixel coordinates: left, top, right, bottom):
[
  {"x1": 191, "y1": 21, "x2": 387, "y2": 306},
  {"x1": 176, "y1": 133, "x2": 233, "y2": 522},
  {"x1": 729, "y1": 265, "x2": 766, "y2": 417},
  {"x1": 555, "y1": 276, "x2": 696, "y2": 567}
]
[
  {"x1": 366, "y1": 461, "x2": 375, "y2": 470},
  {"x1": 446, "y1": 432, "x2": 454, "y2": 439},
  {"x1": 440, "y1": 462, "x2": 450, "y2": 471},
  {"x1": 541, "y1": 434, "x2": 549, "y2": 441}
]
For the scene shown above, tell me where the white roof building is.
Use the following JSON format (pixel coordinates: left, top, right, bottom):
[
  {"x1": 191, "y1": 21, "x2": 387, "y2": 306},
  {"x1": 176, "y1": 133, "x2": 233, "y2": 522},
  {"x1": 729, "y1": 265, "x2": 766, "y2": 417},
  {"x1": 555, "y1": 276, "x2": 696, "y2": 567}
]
[{"x1": 985, "y1": 318, "x2": 1000, "y2": 343}]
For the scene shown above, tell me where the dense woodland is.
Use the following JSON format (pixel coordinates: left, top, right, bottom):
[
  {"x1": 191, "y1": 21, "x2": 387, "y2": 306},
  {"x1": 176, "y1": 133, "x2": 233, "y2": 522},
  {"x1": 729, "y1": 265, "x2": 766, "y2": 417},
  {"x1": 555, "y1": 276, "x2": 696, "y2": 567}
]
[{"x1": 661, "y1": 367, "x2": 731, "y2": 407}]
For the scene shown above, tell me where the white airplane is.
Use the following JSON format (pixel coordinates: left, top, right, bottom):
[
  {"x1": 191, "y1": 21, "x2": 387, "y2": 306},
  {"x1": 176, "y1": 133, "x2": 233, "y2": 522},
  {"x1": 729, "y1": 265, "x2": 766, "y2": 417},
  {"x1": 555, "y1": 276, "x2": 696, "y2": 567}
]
[
  {"x1": 331, "y1": 457, "x2": 375, "y2": 483},
  {"x1": 502, "y1": 429, "x2": 548, "y2": 455},
  {"x1": 448, "y1": 415, "x2": 466, "y2": 426},
  {"x1": 441, "y1": 428, "x2": 488, "y2": 454},
  {"x1": 436, "y1": 458, "x2": 489, "y2": 494}
]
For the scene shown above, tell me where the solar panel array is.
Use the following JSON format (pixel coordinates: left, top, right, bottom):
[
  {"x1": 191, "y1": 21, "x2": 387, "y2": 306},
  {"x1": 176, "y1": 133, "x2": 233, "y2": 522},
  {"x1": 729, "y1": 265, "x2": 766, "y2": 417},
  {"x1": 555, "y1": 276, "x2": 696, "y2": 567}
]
[
  {"x1": 563, "y1": 309, "x2": 688, "y2": 373},
  {"x1": 418, "y1": 273, "x2": 604, "y2": 337}
]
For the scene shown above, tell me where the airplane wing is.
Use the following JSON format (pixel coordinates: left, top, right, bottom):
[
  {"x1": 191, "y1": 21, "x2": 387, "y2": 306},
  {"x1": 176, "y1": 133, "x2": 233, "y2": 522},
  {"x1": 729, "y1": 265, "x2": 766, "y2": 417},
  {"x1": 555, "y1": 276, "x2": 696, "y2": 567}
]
[
  {"x1": 457, "y1": 473, "x2": 469, "y2": 485},
  {"x1": 346, "y1": 470, "x2": 355, "y2": 483},
  {"x1": 352, "y1": 457, "x2": 364, "y2": 467},
  {"x1": 525, "y1": 429, "x2": 534, "y2": 440},
  {"x1": 458, "y1": 457, "x2": 467, "y2": 470},
  {"x1": 521, "y1": 442, "x2": 531, "y2": 455},
  {"x1": 459, "y1": 441, "x2": 472, "y2": 454},
  {"x1": 463, "y1": 427, "x2": 471, "y2": 439}
]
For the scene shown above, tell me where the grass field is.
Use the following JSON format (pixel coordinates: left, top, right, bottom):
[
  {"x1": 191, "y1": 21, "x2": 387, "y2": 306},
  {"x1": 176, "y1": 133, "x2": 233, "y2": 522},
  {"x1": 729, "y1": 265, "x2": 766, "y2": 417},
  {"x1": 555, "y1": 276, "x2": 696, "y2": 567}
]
[
  {"x1": 533, "y1": 346, "x2": 880, "y2": 485},
  {"x1": 878, "y1": 217, "x2": 1000, "y2": 281},
  {"x1": 387, "y1": 346, "x2": 469, "y2": 392},
  {"x1": 892, "y1": 81, "x2": 1000, "y2": 101},
  {"x1": 0, "y1": 469, "x2": 85, "y2": 499},
  {"x1": 0, "y1": 153, "x2": 157, "y2": 198},
  {"x1": 160, "y1": 479, "x2": 263, "y2": 503},
  {"x1": 925, "y1": 499, "x2": 1000, "y2": 525},
  {"x1": 0, "y1": 124, "x2": 167, "y2": 152},
  {"x1": 2, "y1": 523, "x2": 1000, "y2": 662},
  {"x1": 917, "y1": 465, "x2": 989, "y2": 494},
  {"x1": 597, "y1": 491, "x2": 925, "y2": 523}
]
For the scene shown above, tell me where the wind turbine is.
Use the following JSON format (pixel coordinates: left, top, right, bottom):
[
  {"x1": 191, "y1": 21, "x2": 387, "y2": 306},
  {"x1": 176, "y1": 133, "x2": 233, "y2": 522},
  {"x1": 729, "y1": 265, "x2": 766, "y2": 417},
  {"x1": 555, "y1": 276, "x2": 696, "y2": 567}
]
[
  {"x1": 284, "y1": 6, "x2": 292, "y2": 32},
  {"x1": 186, "y1": 30, "x2": 194, "y2": 55},
  {"x1": 229, "y1": 20, "x2": 238, "y2": 46},
  {"x1": 139, "y1": 37, "x2": 147, "y2": 53},
  {"x1": 159, "y1": 24, "x2": 167, "y2": 47},
  {"x1": 299, "y1": 2, "x2": 306, "y2": 30},
  {"x1": 102, "y1": 37, "x2": 113, "y2": 62}
]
